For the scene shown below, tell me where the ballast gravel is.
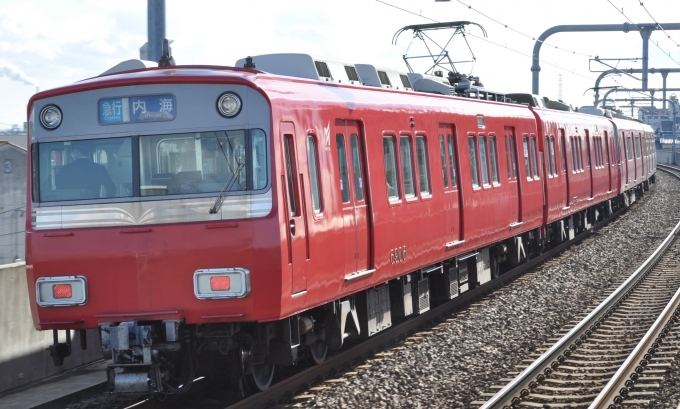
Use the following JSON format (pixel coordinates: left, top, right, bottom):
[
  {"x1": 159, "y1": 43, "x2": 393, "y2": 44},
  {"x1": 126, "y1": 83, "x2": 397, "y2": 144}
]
[{"x1": 294, "y1": 173, "x2": 680, "y2": 409}]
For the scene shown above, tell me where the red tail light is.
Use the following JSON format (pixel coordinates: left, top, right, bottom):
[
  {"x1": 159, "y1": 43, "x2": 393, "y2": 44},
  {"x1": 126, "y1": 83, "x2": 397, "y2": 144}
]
[
  {"x1": 210, "y1": 276, "x2": 231, "y2": 291},
  {"x1": 53, "y1": 284, "x2": 73, "y2": 299}
]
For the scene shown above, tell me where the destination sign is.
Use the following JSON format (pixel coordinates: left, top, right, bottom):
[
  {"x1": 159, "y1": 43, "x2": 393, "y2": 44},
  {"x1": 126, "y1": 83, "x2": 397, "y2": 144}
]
[{"x1": 99, "y1": 94, "x2": 176, "y2": 124}]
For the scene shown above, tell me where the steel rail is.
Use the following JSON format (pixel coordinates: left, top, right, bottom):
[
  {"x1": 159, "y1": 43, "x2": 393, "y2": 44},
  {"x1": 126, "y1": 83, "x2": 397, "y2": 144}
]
[
  {"x1": 590, "y1": 269, "x2": 680, "y2": 407},
  {"x1": 480, "y1": 169, "x2": 678, "y2": 409}
]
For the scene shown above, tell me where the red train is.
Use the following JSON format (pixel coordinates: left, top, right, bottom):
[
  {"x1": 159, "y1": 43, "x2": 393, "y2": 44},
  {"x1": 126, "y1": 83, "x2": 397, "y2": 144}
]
[{"x1": 25, "y1": 53, "x2": 655, "y2": 396}]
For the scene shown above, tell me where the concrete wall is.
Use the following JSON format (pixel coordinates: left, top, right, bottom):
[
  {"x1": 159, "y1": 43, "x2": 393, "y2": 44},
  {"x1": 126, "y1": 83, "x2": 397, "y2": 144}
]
[
  {"x1": 0, "y1": 143, "x2": 26, "y2": 265},
  {"x1": 0, "y1": 262, "x2": 101, "y2": 394}
]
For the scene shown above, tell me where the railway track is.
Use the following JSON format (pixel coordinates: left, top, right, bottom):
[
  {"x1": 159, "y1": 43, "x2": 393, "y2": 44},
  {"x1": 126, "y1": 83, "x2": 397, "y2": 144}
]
[{"x1": 478, "y1": 168, "x2": 680, "y2": 408}]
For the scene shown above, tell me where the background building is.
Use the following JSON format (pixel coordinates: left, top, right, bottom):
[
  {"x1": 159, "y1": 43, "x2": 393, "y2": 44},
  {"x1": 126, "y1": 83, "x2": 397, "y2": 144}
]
[{"x1": 0, "y1": 141, "x2": 26, "y2": 264}]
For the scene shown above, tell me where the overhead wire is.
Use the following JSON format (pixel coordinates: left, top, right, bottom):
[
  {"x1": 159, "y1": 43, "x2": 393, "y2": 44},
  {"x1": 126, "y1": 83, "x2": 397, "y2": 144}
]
[
  {"x1": 637, "y1": 0, "x2": 680, "y2": 49},
  {"x1": 605, "y1": 0, "x2": 680, "y2": 66},
  {"x1": 375, "y1": 0, "x2": 594, "y2": 80},
  {"x1": 454, "y1": 0, "x2": 595, "y2": 58}
]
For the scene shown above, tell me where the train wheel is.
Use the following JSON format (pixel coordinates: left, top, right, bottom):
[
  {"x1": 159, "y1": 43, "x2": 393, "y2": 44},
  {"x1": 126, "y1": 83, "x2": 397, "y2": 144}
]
[
  {"x1": 310, "y1": 339, "x2": 328, "y2": 364},
  {"x1": 490, "y1": 253, "x2": 501, "y2": 279},
  {"x1": 245, "y1": 363, "x2": 275, "y2": 392}
]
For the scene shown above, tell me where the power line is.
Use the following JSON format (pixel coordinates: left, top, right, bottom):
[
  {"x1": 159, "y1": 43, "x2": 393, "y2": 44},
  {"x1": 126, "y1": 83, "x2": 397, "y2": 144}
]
[
  {"x1": 376, "y1": 0, "x2": 594, "y2": 81},
  {"x1": 0, "y1": 206, "x2": 25, "y2": 215},
  {"x1": 605, "y1": 0, "x2": 680, "y2": 66},
  {"x1": 637, "y1": 0, "x2": 680, "y2": 49},
  {"x1": 454, "y1": 0, "x2": 595, "y2": 58}
]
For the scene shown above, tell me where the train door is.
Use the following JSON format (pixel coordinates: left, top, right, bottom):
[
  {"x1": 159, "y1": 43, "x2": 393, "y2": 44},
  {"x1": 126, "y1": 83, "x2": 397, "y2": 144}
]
[
  {"x1": 281, "y1": 122, "x2": 308, "y2": 295},
  {"x1": 335, "y1": 120, "x2": 372, "y2": 276},
  {"x1": 439, "y1": 125, "x2": 462, "y2": 247},
  {"x1": 504, "y1": 126, "x2": 521, "y2": 225},
  {"x1": 560, "y1": 130, "x2": 570, "y2": 208},
  {"x1": 585, "y1": 130, "x2": 594, "y2": 199}
]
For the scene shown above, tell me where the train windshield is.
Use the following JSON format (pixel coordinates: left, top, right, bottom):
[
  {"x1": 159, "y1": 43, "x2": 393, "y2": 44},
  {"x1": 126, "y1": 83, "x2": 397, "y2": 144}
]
[{"x1": 35, "y1": 129, "x2": 268, "y2": 203}]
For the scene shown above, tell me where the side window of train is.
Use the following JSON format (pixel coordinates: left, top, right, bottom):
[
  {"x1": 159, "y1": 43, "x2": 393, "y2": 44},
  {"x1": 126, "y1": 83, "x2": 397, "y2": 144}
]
[
  {"x1": 478, "y1": 135, "x2": 490, "y2": 185},
  {"x1": 307, "y1": 135, "x2": 322, "y2": 213},
  {"x1": 383, "y1": 136, "x2": 399, "y2": 200},
  {"x1": 489, "y1": 135, "x2": 499, "y2": 184},
  {"x1": 522, "y1": 135, "x2": 532, "y2": 180},
  {"x1": 439, "y1": 135, "x2": 448, "y2": 188},
  {"x1": 560, "y1": 132, "x2": 567, "y2": 173},
  {"x1": 447, "y1": 135, "x2": 457, "y2": 186},
  {"x1": 504, "y1": 136, "x2": 511, "y2": 179},
  {"x1": 350, "y1": 134, "x2": 365, "y2": 202},
  {"x1": 283, "y1": 135, "x2": 298, "y2": 216},
  {"x1": 549, "y1": 136, "x2": 557, "y2": 176},
  {"x1": 626, "y1": 136, "x2": 633, "y2": 160},
  {"x1": 577, "y1": 138, "x2": 583, "y2": 171},
  {"x1": 635, "y1": 136, "x2": 642, "y2": 158},
  {"x1": 468, "y1": 135, "x2": 480, "y2": 187},
  {"x1": 415, "y1": 136, "x2": 431, "y2": 195},
  {"x1": 335, "y1": 134, "x2": 350, "y2": 203},
  {"x1": 400, "y1": 135, "x2": 416, "y2": 199},
  {"x1": 530, "y1": 136, "x2": 539, "y2": 179},
  {"x1": 509, "y1": 135, "x2": 518, "y2": 179}
]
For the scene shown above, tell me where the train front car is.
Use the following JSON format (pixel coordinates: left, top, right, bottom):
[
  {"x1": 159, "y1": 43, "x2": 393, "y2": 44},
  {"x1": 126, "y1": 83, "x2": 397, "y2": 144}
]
[{"x1": 25, "y1": 66, "x2": 286, "y2": 397}]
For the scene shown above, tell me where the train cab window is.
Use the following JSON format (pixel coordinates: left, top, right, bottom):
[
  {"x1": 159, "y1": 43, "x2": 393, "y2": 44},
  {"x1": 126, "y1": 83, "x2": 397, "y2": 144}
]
[
  {"x1": 335, "y1": 134, "x2": 350, "y2": 203},
  {"x1": 635, "y1": 136, "x2": 642, "y2": 158},
  {"x1": 383, "y1": 136, "x2": 399, "y2": 200},
  {"x1": 626, "y1": 136, "x2": 633, "y2": 160},
  {"x1": 283, "y1": 136, "x2": 298, "y2": 216},
  {"x1": 523, "y1": 136, "x2": 532, "y2": 180},
  {"x1": 468, "y1": 136, "x2": 480, "y2": 187},
  {"x1": 415, "y1": 136, "x2": 431, "y2": 195},
  {"x1": 350, "y1": 134, "x2": 365, "y2": 202},
  {"x1": 439, "y1": 135, "x2": 449, "y2": 188},
  {"x1": 447, "y1": 135, "x2": 457, "y2": 186},
  {"x1": 307, "y1": 135, "x2": 322, "y2": 213},
  {"x1": 136, "y1": 129, "x2": 268, "y2": 199},
  {"x1": 530, "y1": 136, "x2": 539, "y2": 178},
  {"x1": 400, "y1": 136, "x2": 416, "y2": 198},
  {"x1": 489, "y1": 135, "x2": 499, "y2": 184},
  {"x1": 478, "y1": 136, "x2": 490, "y2": 185}
]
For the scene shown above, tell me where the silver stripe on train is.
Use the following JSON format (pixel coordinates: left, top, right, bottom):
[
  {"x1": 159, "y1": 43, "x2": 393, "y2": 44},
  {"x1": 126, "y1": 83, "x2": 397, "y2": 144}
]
[{"x1": 32, "y1": 190, "x2": 272, "y2": 230}]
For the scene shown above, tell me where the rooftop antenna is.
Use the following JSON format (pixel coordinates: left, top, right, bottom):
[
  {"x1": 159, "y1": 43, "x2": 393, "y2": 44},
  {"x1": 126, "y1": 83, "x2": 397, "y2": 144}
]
[
  {"x1": 392, "y1": 21, "x2": 487, "y2": 78},
  {"x1": 158, "y1": 38, "x2": 175, "y2": 66}
]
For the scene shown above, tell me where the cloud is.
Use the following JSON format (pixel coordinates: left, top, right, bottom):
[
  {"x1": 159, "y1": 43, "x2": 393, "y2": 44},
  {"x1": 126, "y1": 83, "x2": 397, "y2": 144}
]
[{"x1": 0, "y1": 63, "x2": 38, "y2": 87}]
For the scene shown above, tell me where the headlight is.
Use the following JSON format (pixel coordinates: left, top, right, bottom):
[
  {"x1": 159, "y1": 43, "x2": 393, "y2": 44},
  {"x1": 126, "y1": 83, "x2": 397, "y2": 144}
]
[
  {"x1": 217, "y1": 93, "x2": 242, "y2": 118},
  {"x1": 40, "y1": 105, "x2": 63, "y2": 130},
  {"x1": 194, "y1": 268, "x2": 250, "y2": 299},
  {"x1": 36, "y1": 276, "x2": 87, "y2": 307}
]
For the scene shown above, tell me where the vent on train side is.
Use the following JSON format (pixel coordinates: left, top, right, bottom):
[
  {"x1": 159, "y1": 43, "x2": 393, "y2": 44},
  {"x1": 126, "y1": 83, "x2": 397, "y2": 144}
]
[
  {"x1": 377, "y1": 71, "x2": 392, "y2": 87},
  {"x1": 345, "y1": 66, "x2": 360, "y2": 82},
  {"x1": 400, "y1": 74, "x2": 412, "y2": 89},
  {"x1": 315, "y1": 61, "x2": 332, "y2": 79}
]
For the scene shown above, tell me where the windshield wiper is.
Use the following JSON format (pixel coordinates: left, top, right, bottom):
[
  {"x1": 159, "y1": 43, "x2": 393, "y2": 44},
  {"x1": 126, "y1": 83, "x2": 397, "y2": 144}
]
[{"x1": 209, "y1": 162, "x2": 245, "y2": 214}]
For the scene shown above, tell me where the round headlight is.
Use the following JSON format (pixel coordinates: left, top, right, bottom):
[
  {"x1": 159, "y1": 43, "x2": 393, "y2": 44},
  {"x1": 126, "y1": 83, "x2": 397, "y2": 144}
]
[
  {"x1": 40, "y1": 105, "x2": 63, "y2": 130},
  {"x1": 217, "y1": 93, "x2": 242, "y2": 118}
]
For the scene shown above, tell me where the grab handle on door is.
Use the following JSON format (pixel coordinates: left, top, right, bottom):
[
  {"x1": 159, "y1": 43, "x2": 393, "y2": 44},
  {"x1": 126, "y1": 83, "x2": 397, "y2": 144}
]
[{"x1": 289, "y1": 219, "x2": 296, "y2": 235}]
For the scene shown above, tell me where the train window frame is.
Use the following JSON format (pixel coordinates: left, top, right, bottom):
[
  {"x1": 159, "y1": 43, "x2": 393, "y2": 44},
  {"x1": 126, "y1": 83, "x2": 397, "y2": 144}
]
[
  {"x1": 468, "y1": 135, "x2": 480, "y2": 188},
  {"x1": 283, "y1": 135, "x2": 299, "y2": 217},
  {"x1": 350, "y1": 133, "x2": 365, "y2": 202},
  {"x1": 447, "y1": 134, "x2": 457, "y2": 187},
  {"x1": 549, "y1": 136, "x2": 558, "y2": 176},
  {"x1": 335, "y1": 133, "x2": 351, "y2": 204},
  {"x1": 306, "y1": 134, "x2": 323, "y2": 215},
  {"x1": 508, "y1": 134, "x2": 518, "y2": 179},
  {"x1": 383, "y1": 135, "x2": 400, "y2": 203},
  {"x1": 399, "y1": 135, "x2": 417, "y2": 201},
  {"x1": 489, "y1": 134, "x2": 500, "y2": 185},
  {"x1": 530, "y1": 135, "x2": 539, "y2": 179},
  {"x1": 578, "y1": 138, "x2": 584, "y2": 172},
  {"x1": 504, "y1": 136, "x2": 512, "y2": 180},
  {"x1": 559, "y1": 131, "x2": 567, "y2": 174},
  {"x1": 478, "y1": 135, "x2": 490, "y2": 186},
  {"x1": 415, "y1": 135, "x2": 431, "y2": 197},
  {"x1": 439, "y1": 135, "x2": 449, "y2": 188},
  {"x1": 634, "y1": 135, "x2": 642, "y2": 158},
  {"x1": 626, "y1": 135, "x2": 633, "y2": 161},
  {"x1": 522, "y1": 135, "x2": 532, "y2": 181}
]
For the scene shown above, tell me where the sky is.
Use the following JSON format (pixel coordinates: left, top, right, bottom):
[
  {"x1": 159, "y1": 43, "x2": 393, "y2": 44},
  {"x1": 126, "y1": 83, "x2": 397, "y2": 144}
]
[{"x1": 1, "y1": 0, "x2": 680, "y2": 129}]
